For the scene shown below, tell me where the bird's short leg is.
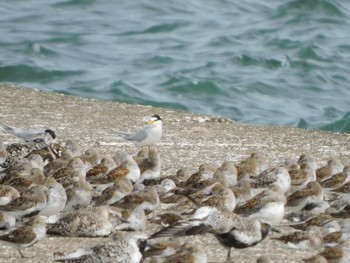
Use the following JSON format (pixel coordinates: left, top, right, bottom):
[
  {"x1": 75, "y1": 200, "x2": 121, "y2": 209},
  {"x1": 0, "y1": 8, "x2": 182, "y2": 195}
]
[
  {"x1": 17, "y1": 249, "x2": 25, "y2": 258},
  {"x1": 226, "y1": 247, "x2": 231, "y2": 259}
]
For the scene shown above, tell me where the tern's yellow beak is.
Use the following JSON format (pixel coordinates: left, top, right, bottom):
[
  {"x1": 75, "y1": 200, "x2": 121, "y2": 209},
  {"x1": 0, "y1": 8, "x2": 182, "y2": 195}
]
[{"x1": 148, "y1": 120, "x2": 155, "y2": 125}]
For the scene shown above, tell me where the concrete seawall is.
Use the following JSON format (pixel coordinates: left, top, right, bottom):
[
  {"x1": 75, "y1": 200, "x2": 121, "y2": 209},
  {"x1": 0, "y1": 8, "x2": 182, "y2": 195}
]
[{"x1": 0, "y1": 83, "x2": 349, "y2": 262}]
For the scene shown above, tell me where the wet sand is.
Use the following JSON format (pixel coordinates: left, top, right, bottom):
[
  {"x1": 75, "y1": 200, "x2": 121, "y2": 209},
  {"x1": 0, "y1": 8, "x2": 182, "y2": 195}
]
[{"x1": 0, "y1": 83, "x2": 349, "y2": 262}]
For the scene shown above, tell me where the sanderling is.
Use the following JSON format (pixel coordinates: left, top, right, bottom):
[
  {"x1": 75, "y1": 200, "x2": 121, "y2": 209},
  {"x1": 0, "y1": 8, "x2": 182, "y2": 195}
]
[
  {"x1": 316, "y1": 158, "x2": 344, "y2": 182},
  {"x1": 0, "y1": 215, "x2": 46, "y2": 258},
  {"x1": 136, "y1": 148, "x2": 161, "y2": 184},
  {"x1": 0, "y1": 211, "x2": 16, "y2": 230},
  {"x1": 39, "y1": 177, "x2": 67, "y2": 217},
  {"x1": 285, "y1": 181, "x2": 325, "y2": 213},
  {"x1": 150, "y1": 211, "x2": 183, "y2": 227},
  {"x1": 92, "y1": 178, "x2": 133, "y2": 206},
  {"x1": 331, "y1": 180, "x2": 350, "y2": 194},
  {"x1": 320, "y1": 165, "x2": 350, "y2": 189},
  {"x1": 25, "y1": 143, "x2": 63, "y2": 164},
  {"x1": 290, "y1": 213, "x2": 341, "y2": 234},
  {"x1": 2, "y1": 140, "x2": 58, "y2": 169},
  {"x1": 86, "y1": 155, "x2": 116, "y2": 181},
  {"x1": 1, "y1": 185, "x2": 47, "y2": 218},
  {"x1": 0, "y1": 141, "x2": 7, "y2": 166},
  {"x1": 251, "y1": 166, "x2": 291, "y2": 193},
  {"x1": 297, "y1": 154, "x2": 318, "y2": 171},
  {"x1": 271, "y1": 226, "x2": 323, "y2": 249},
  {"x1": 214, "y1": 161, "x2": 237, "y2": 187},
  {"x1": 288, "y1": 163, "x2": 316, "y2": 190},
  {"x1": 101, "y1": 153, "x2": 140, "y2": 184},
  {"x1": 115, "y1": 206, "x2": 146, "y2": 231},
  {"x1": 48, "y1": 206, "x2": 124, "y2": 237},
  {"x1": 235, "y1": 185, "x2": 286, "y2": 225},
  {"x1": 188, "y1": 185, "x2": 236, "y2": 213},
  {"x1": 147, "y1": 243, "x2": 207, "y2": 263},
  {"x1": 236, "y1": 152, "x2": 267, "y2": 180},
  {"x1": 78, "y1": 148, "x2": 101, "y2": 166},
  {"x1": 51, "y1": 157, "x2": 87, "y2": 185},
  {"x1": 182, "y1": 163, "x2": 216, "y2": 187},
  {"x1": 230, "y1": 179, "x2": 253, "y2": 206},
  {"x1": 63, "y1": 179, "x2": 93, "y2": 211},
  {"x1": 64, "y1": 139, "x2": 83, "y2": 157},
  {"x1": 53, "y1": 232, "x2": 147, "y2": 263},
  {"x1": 303, "y1": 242, "x2": 350, "y2": 263},
  {"x1": 0, "y1": 184, "x2": 20, "y2": 206},
  {"x1": 145, "y1": 238, "x2": 183, "y2": 258},
  {"x1": 112, "y1": 185, "x2": 159, "y2": 214}
]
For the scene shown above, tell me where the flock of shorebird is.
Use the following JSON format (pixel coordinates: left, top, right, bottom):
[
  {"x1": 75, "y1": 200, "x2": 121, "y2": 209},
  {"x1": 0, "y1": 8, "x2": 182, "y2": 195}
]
[{"x1": 0, "y1": 115, "x2": 349, "y2": 263}]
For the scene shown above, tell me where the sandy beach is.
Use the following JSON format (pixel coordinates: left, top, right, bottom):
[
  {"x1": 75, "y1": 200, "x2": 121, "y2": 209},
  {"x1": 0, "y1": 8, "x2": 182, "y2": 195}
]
[{"x1": 0, "y1": 83, "x2": 349, "y2": 263}]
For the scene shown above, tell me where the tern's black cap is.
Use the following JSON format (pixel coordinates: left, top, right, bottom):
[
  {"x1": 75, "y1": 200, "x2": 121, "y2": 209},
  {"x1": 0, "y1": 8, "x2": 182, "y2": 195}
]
[
  {"x1": 152, "y1": 114, "x2": 161, "y2": 120},
  {"x1": 45, "y1": 129, "x2": 56, "y2": 139}
]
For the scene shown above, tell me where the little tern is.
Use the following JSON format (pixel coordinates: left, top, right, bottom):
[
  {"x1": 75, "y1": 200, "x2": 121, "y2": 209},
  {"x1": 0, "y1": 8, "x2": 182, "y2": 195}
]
[{"x1": 116, "y1": 114, "x2": 162, "y2": 148}]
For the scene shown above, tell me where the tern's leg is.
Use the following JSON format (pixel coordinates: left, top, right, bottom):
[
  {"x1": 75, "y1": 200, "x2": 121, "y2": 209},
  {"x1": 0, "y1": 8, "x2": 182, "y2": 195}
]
[{"x1": 18, "y1": 249, "x2": 25, "y2": 258}]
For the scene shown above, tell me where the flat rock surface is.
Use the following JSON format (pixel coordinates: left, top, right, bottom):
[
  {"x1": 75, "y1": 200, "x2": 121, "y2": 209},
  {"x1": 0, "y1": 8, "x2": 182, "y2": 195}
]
[{"x1": 0, "y1": 83, "x2": 349, "y2": 262}]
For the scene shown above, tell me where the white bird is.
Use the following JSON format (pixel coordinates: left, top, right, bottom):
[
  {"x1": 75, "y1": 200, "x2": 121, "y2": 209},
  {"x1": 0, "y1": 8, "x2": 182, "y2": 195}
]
[
  {"x1": 116, "y1": 115, "x2": 162, "y2": 148},
  {"x1": 0, "y1": 121, "x2": 56, "y2": 144}
]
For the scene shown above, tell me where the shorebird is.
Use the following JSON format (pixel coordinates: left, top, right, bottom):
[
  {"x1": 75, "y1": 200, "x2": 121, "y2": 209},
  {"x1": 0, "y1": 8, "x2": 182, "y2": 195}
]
[
  {"x1": 2, "y1": 141, "x2": 60, "y2": 169},
  {"x1": 320, "y1": 166, "x2": 350, "y2": 189},
  {"x1": 236, "y1": 152, "x2": 268, "y2": 180},
  {"x1": 51, "y1": 157, "x2": 87, "y2": 185},
  {"x1": 271, "y1": 226, "x2": 323, "y2": 249},
  {"x1": 0, "y1": 215, "x2": 46, "y2": 258},
  {"x1": 331, "y1": 180, "x2": 350, "y2": 196},
  {"x1": 303, "y1": 242, "x2": 350, "y2": 263},
  {"x1": 235, "y1": 185, "x2": 286, "y2": 225},
  {"x1": 53, "y1": 232, "x2": 147, "y2": 263},
  {"x1": 0, "y1": 185, "x2": 47, "y2": 218},
  {"x1": 149, "y1": 205, "x2": 271, "y2": 260},
  {"x1": 145, "y1": 238, "x2": 183, "y2": 258},
  {"x1": 150, "y1": 211, "x2": 183, "y2": 227},
  {"x1": 92, "y1": 178, "x2": 133, "y2": 206},
  {"x1": 290, "y1": 213, "x2": 341, "y2": 234},
  {"x1": 47, "y1": 206, "x2": 124, "y2": 237},
  {"x1": 0, "y1": 184, "x2": 20, "y2": 206},
  {"x1": 136, "y1": 148, "x2": 161, "y2": 184},
  {"x1": 0, "y1": 141, "x2": 7, "y2": 166},
  {"x1": 316, "y1": 158, "x2": 344, "y2": 182},
  {"x1": 78, "y1": 148, "x2": 101, "y2": 166},
  {"x1": 64, "y1": 139, "x2": 83, "y2": 157},
  {"x1": 184, "y1": 184, "x2": 236, "y2": 213},
  {"x1": 251, "y1": 166, "x2": 291, "y2": 193},
  {"x1": 112, "y1": 185, "x2": 159, "y2": 214},
  {"x1": 285, "y1": 181, "x2": 325, "y2": 213},
  {"x1": 63, "y1": 179, "x2": 93, "y2": 211},
  {"x1": 230, "y1": 179, "x2": 253, "y2": 206},
  {"x1": 288, "y1": 163, "x2": 316, "y2": 190},
  {"x1": 0, "y1": 211, "x2": 16, "y2": 230},
  {"x1": 147, "y1": 243, "x2": 207, "y2": 263},
  {"x1": 115, "y1": 114, "x2": 163, "y2": 149},
  {"x1": 100, "y1": 152, "x2": 140, "y2": 184},
  {"x1": 86, "y1": 155, "x2": 116, "y2": 182},
  {"x1": 214, "y1": 161, "x2": 237, "y2": 187},
  {"x1": 39, "y1": 177, "x2": 67, "y2": 217},
  {"x1": 182, "y1": 163, "x2": 216, "y2": 187}
]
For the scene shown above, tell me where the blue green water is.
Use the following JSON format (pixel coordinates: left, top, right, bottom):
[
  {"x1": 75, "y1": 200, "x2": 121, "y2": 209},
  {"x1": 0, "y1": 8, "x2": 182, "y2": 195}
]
[{"x1": 1, "y1": 0, "x2": 350, "y2": 133}]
